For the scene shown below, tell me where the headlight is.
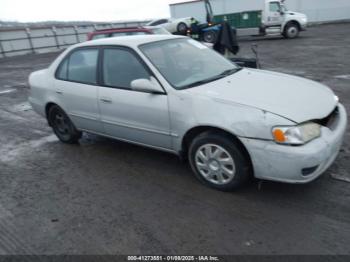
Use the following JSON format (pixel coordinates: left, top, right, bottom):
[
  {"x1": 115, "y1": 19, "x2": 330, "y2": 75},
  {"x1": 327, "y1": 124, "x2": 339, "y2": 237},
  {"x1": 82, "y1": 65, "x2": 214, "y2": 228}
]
[
  {"x1": 301, "y1": 17, "x2": 308, "y2": 23},
  {"x1": 272, "y1": 122, "x2": 321, "y2": 145}
]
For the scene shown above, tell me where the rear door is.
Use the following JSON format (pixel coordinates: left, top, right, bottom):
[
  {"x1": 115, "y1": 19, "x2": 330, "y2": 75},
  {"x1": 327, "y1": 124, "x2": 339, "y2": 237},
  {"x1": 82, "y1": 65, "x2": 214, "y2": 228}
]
[
  {"x1": 54, "y1": 47, "x2": 103, "y2": 133},
  {"x1": 98, "y1": 47, "x2": 172, "y2": 150}
]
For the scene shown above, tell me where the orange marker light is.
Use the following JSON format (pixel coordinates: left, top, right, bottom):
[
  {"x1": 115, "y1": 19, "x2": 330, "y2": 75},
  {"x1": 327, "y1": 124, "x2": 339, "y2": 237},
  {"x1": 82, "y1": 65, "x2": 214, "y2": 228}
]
[{"x1": 273, "y1": 129, "x2": 286, "y2": 143}]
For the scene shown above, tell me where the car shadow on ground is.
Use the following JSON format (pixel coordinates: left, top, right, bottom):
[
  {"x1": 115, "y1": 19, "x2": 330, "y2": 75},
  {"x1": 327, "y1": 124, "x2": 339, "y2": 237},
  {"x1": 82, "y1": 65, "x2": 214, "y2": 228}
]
[{"x1": 76, "y1": 132, "x2": 326, "y2": 199}]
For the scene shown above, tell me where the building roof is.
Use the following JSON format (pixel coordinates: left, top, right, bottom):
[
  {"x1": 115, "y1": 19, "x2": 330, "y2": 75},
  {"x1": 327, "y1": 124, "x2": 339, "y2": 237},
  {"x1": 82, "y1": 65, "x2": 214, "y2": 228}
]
[{"x1": 170, "y1": 0, "x2": 202, "y2": 6}]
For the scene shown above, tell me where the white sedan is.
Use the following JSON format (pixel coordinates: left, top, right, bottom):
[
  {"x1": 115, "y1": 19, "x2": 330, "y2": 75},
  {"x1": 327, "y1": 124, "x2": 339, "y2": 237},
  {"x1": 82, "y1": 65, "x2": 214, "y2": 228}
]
[
  {"x1": 146, "y1": 17, "x2": 192, "y2": 34},
  {"x1": 28, "y1": 35, "x2": 347, "y2": 191}
]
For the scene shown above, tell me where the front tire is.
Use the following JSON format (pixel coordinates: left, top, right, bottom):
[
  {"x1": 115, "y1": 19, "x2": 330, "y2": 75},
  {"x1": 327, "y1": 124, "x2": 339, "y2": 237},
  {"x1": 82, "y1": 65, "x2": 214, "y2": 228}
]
[
  {"x1": 48, "y1": 105, "x2": 82, "y2": 144},
  {"x1": 188, "y1": 132, "x2": 251, "y2": 191},
  {"x1": 283, "y1": 22, "x2": 300, "y2": 39}
]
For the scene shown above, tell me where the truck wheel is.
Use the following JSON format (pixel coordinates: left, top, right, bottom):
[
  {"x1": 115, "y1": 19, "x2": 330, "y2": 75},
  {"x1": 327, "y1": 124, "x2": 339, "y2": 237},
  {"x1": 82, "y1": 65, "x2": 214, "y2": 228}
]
[
  {"x1": 203, "y1": 30, "x2": 217, "y2": 43},
  {"x1": 188, "y1": 132, "x2": 252, "y2": 191},
  {"x1": 177, "y1": 22, "x2": 188, "y2": 34},
  {"x1": 284, "y1": 22, "x2": 300, "y2": 39},
  {"x1": 49, "y1": 105, "x2": 82, "y2": 144}
]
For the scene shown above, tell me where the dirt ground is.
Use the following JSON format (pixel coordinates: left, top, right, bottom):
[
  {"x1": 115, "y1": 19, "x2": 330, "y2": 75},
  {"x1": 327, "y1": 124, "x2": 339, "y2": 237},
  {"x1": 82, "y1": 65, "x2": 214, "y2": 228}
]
[{"x1": 0, "y1": 23, "x2": 349, "y2": 255}]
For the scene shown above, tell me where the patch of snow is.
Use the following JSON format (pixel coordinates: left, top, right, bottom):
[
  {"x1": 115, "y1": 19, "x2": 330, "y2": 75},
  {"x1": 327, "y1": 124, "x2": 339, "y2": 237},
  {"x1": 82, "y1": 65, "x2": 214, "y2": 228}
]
[
  {"x1": 0, "y1": 89, "x2": 16, "y2": 95},
  {"x1": 0, "y1": 135, "x2": 58, "y2": 163},
  {"x1": 335, "y1": 75, "x2": 350, "y2": 80}
]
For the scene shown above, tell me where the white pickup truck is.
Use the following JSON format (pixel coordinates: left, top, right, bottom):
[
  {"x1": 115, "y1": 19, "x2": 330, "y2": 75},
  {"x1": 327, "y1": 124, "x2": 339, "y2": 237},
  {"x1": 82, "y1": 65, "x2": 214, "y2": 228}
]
[{"x1": 170, "y1": 0, "x2": 308, "y2": 39}]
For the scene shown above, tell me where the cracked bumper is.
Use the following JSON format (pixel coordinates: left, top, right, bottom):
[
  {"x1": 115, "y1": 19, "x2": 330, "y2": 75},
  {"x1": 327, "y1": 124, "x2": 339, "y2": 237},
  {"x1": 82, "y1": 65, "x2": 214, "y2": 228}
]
[{"x1": 240, "y1": 104, "x2": 347, "y2": 183}]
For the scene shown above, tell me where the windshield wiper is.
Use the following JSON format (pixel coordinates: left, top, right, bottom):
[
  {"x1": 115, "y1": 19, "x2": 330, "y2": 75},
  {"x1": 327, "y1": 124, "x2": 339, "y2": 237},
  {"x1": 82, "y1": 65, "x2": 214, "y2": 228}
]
[
  {"x1": 219, "y1": 67, "x2": 243, "y2": 77},
  {"x1": 181, "y1": 75, "x2": 224, "y2": 89},
  {"x1": 180, "y1": 67, "x2": 242, "y2": 89}
]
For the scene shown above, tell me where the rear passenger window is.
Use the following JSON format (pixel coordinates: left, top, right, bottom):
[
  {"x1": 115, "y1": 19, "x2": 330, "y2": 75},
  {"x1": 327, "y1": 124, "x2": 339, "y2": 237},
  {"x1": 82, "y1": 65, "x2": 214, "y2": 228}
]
[
  {"x1": 102, "y1": 48, "x2": 150, "y2": 89},
  {"x1": 110, "y1": 32, "x2": 129, "y2": 37},
  {"x1": 128, "y1": 32, "x2": 149, "y2": 36},
  {"x1": 92, "y1": 34, "x2": 108, "y2": 40},
  {"x1": 56, "y1": 49, "x2": 99, "y2": 84},
  {"x1": 68, "y1": 49, "x2": 98, "y2": 84},
  {"x1": 57, "y1": 59, "x2": 68, "y2": 79},
  {"x1": 110, "y1": 32, "x2": 148, "y2": 37}
]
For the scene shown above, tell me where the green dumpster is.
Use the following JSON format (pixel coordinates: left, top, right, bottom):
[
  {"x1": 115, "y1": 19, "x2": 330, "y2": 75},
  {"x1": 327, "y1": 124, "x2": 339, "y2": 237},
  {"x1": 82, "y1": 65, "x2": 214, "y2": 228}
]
[{"x1": 214, "y1": 10, "x2": 262, "y2": 29}]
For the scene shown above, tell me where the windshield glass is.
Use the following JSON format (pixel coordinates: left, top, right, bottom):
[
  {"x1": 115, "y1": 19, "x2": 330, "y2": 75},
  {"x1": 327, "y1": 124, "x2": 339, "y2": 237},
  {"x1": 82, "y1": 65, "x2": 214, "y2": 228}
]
[
  {"x1": 139, "y1": 38, "x2": 239, "y2": 90},
  {"x1": 149, "y1": 27, "x2": 171, "y2": 35},
  {"x1": 280, "y1": 4, "x2": 288, "y2": 12}
]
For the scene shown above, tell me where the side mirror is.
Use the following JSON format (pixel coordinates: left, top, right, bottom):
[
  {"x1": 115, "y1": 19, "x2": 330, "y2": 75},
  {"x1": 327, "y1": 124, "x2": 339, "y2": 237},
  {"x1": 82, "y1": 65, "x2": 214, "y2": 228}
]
[{"x1": 130, "y1": 77, "x2": 164, "y2": 94}]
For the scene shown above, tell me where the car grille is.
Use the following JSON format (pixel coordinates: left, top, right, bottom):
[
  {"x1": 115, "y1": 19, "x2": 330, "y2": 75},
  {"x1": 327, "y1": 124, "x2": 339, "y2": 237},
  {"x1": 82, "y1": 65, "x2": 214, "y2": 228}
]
[{"x1": 314, "y1": 106, "x2": 339, "y2": 130}]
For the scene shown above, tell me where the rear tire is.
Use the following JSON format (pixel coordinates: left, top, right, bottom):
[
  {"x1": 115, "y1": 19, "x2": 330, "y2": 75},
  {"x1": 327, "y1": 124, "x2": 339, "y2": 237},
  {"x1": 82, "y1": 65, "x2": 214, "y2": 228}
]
[
  {"x1": 48, "y1": 105, "x2": 82, "y2": 144},
  {"x1": 203, "y1": 30, "x2": 217, "y2": 43},
  {"x1": 177, "y1": 22, "x2": 188, "y2": 34},
  {"x1": 188, "y1": 132, "x2": 251, "y2": 191},
  {"x1": 283, "y1": 22, "x2": 300, "y2": 39}
]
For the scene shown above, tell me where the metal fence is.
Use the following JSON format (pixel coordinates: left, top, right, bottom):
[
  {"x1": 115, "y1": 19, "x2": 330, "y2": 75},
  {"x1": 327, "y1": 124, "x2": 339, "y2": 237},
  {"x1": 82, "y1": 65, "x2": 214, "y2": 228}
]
[{"x1": 0, "y1": 21, "x2": 149, "y2": 58}]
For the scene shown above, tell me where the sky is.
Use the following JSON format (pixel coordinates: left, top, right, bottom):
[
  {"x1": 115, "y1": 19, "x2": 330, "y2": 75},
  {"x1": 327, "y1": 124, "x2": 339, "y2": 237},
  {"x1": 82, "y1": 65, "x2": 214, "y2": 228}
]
[{"x1": 0, "y1": 0, "x2": 193, "y2": 22}]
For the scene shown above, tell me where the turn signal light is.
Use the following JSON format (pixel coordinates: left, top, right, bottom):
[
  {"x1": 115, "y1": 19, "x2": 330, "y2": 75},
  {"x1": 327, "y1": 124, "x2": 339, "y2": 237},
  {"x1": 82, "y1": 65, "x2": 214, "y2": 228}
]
[{"x1": 273, "y1": 129, "x2": 286, "y2": 143}]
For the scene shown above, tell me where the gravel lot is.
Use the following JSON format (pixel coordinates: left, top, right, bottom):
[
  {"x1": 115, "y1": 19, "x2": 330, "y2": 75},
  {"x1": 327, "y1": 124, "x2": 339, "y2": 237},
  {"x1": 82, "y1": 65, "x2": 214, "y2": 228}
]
[{"x1": 0, "y1": 23, "x2": 349, "y2": 255}]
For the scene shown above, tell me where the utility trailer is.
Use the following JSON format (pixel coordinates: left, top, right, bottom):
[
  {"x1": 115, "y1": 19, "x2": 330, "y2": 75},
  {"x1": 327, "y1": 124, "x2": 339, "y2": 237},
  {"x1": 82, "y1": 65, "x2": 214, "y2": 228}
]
[{"x1": 170, "y1": 0, "x2": 308, "y2": 41}]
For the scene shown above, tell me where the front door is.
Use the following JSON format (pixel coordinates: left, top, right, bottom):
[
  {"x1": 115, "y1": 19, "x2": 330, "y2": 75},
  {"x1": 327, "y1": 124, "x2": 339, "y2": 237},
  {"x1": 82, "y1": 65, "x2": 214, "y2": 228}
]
[
  {"x1": 266, "y1": 1, "x2": 284, "y2": 27},
  {"x1": 98, "y1": 47, "x2": 172, "y2": 150}
]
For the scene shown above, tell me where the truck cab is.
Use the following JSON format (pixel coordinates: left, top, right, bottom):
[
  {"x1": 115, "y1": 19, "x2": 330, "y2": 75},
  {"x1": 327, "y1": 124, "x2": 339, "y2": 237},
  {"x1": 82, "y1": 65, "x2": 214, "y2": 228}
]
[
  {"x1": 170, "y1": 0, "x2": 308, "y2": 41},
  {"x1": 263, "y1": 0, "x2": 308, "y2": 38}
]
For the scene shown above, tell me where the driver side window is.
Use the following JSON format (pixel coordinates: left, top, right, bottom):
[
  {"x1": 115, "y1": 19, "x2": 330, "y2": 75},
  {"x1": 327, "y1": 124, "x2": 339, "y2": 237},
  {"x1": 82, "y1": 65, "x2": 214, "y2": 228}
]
[
  {"x1": 102, "y1": 48, "x2": 151, "y2": 89},
  {"x1": 269, "y1": 2, "x2": 281, "y2": 12}
]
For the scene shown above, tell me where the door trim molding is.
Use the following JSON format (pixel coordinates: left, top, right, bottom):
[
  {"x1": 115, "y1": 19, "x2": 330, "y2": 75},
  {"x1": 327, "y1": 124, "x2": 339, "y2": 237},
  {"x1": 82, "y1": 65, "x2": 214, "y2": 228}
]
[
  {"x1": 79, "y1": 128, "x2": 177, "y2": 155},
  {"x1": 102, "y1": 119, "x2": 171, "y2": 136},
  {"x1": 69, "y1": 112, "x2": 98, "y2": 121}
]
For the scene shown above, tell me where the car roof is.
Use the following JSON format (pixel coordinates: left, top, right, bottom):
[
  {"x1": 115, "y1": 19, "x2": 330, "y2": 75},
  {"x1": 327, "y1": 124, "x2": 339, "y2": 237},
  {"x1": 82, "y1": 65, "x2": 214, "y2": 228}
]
[{"x1": 79, "y1": 34, "x2": 186, "y2": 48}]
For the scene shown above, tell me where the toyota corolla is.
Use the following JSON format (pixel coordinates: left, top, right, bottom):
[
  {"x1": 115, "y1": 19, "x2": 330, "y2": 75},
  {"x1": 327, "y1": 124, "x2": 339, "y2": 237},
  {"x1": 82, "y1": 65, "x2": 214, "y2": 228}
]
[{"x1": 28, "y1": 35, "x2": 347, "y2": 191}]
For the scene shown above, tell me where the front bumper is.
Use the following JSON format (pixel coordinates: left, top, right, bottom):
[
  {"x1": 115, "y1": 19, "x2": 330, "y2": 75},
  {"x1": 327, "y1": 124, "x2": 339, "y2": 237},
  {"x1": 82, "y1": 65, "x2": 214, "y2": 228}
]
[
  {"x1": 300, "y1": 22, "x2": 307, "y2": 31},
  {"x1": 240, "y1": 103, "x2": 347, "y2": 183}
]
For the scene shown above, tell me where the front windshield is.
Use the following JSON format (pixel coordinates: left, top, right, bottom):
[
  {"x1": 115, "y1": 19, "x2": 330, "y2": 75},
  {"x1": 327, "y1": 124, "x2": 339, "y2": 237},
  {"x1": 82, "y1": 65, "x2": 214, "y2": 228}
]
[
  {"x1": 150, "y1": 27, "x2": 171, "y2": 35},
  {"x1": 139, "y1": 38, "x2": 239, "y2": 90},
  {"x1": 280, "y1": 4, "x2": 288, "y2": 12}
]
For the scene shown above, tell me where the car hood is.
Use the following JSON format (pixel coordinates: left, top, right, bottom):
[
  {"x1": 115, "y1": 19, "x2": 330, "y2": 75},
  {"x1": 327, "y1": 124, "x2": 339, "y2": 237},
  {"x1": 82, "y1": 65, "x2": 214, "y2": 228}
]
[
  {"x1": 186, "y1": 69, "x2": 337, "y2": 123},
  {"x1": 286, "y1": 11, "x2": 306, "y2": 18}
]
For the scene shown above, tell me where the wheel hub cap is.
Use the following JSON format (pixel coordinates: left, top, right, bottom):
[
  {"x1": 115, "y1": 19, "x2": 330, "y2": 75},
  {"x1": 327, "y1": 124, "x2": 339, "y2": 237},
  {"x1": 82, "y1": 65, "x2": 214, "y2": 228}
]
[
  {"x1": 195, "y1": 144, "x2": 236, "y2": 185},
  {"x1": 288, "y1": 28, "x2": 297, "y2": 37},
  {"x1": 209, "y1": 159, "x2": 220, "y2": 171},
  {"x1": 54, "y1": 114, "x2": 69, "y2": 134}
]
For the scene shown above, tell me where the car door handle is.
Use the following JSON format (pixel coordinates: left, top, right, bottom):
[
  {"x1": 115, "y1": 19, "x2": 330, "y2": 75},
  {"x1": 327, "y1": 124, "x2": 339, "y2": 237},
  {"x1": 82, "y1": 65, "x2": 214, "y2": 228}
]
[
  {"x1": 100, "y1": 98, "x2": 112, "y2": 103},
  {"x1": 55, "y1": 90, "x2": 63, "y2": 95}
]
